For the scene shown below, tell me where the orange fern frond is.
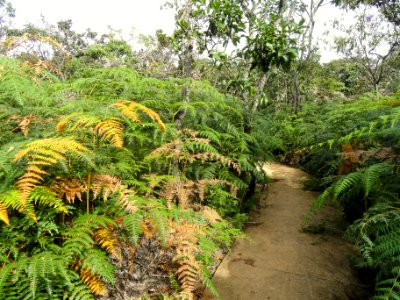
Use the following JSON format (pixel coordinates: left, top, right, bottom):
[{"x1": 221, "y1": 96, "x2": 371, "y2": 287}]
[
  {"x1": 80, "y1": 268, "x2": 107, "y2": 296},
  {"x1": 113, "y1": 100, "x2": 166, "y2": 131},
  {"x1": 94, "y1": 228, "x2": 122, "y2": 261},
  {"x1": 141, "y1": 218, "x2": 157, "y2": 238}
]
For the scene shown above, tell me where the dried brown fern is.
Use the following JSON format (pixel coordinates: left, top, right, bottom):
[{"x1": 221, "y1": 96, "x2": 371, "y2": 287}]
[
  {"x1": 199, "y1": 206, "x2": 222, "y2": 224},
  {"x1": 160, "y1": 178, "x2": 236, "y2": 209},
  {"x1": 90, "y1": 174, "x2": 137, "y2": 213},
  {"x1": 171, "y1": 223, "x2": 202, "y2": 300},
  {"x1": 191, "y1": 152, "x2": 241, "y2": 173},
  {"x1": 148, "y1": 129, "x2": 241, "y2": 173},
  {"x1": 338, "y1": 145, "x2": 396, "y2": 174},
  {"x1": 11, "y1": 114, "x2": 35, "y2": 136},
  {"x1": 113, "y1": 100, "x2": 166, "y2": 131},
  {"x1": 51, "y1": 177, "x2": 86, "y2": 203},
  {"x1": 90, "y1": 174, "x2": 124, "y2": 201},
  {"x1": 161, "y1": 179, "x2": 195, "y2": 209}
]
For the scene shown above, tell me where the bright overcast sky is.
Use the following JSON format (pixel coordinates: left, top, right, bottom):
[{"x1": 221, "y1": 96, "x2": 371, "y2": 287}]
[
  {"x1": 11, "y1": 0, "x2": 176, "y2": 35},
  {"x1": 10, "y1": 0, "x2": 345, "y2": 62}
]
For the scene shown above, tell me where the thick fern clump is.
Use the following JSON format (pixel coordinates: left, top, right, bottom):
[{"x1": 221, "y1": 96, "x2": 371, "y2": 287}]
[{"x1": 0, "y1": 57, "x2": 257, "y2": 299}]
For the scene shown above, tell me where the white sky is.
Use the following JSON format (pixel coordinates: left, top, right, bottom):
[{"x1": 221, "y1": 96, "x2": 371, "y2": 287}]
[{"x1": 10, "y1": 0, "x2": 344, "y2": 62}]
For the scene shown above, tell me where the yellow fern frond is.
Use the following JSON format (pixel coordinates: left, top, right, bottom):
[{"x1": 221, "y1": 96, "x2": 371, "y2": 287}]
[
  {"x1": 14, "y1": 138, "x2": 93, "y2": 204},
  {"x1": 57, "y1": 114, "x2": 125, "y2": 147},
  {"x1": 94, "y1": 228, "x2": 122, "y2": 261},
  {"x1": 14, "y1": 138, "x2": 91, "y2": 162},
  {"x1": 94, "y1": 117, "x2": 124, "y2": 147},
  {"x1": 25, "y1": 59, "x2": 64, "y2": 77},
  {"x1": 113, "y1": 100, "x2": 166, "y2": 131},
  {"x1": 0, "y1": 202, "x2": 9, "y2": 225},
  {"x1": 56, "y1": 114, "x2": 100, "y2": 133},
  {"x1": 3, "y1": 34, "x2": 70, "y2": 61},
  {"x1": 80, "y1": 268, "x2": 107, "y2": 296}
]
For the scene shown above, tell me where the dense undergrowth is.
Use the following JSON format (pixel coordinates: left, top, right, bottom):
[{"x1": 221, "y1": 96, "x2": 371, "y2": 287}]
[
  {"x1": 0, "y1": 57, "x2": 270, "y2": 299},
  {"x1": 269, "y1": 94, "x2": 400, "y2": 299}
]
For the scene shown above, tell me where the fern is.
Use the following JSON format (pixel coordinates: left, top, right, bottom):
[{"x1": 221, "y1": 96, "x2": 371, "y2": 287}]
[
  {"x1": 14, "y1": 138, "x2": 93, "y2": 204},
  {"x1": 113, "y1": 99, "x2": 166, "y2": 131},
  {"x1": 122, "y1": 212, "x2": 144, "y2": 246},
  {"x1": 309, "y1": 163, "x2": 394, "y2": 219},
  {"x1": 0, "y1": 252, "x2": 73, "y2": 299}
]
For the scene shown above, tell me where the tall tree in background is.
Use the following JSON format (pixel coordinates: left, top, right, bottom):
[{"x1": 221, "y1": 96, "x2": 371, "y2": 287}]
[
  {"x1": 334, "y1": 0, "x2": 400, "y2": 26},
  {"x1": 169, "y1": 0, "x2": 302, "y2": 117},
  {"x1": 334, "y1": 6, "x2": 399, "y2": 94},
  {"x1": 287, "y1": 0, "x2": 326, "y2": 112},
  {"x1": 0, "y1": 0, "x2": 14, "y2": 39}
]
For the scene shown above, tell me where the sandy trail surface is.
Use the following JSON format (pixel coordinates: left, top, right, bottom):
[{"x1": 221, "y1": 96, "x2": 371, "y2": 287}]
[{"x1": 202, "y1": 163, "x2": 366, "y2": 300}]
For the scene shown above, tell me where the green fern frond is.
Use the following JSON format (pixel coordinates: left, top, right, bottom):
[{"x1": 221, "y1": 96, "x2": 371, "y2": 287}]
[
  {"x1": 122, "y1": 212, "x2": 144, "y2": 246},
  {"x1": 333, "y1": 171, "x2": 363, "y2": 199},
  {"x1": 363, "y1": 163, "x2": 392, "y2": 197},
  {"x1": 28, "y1": 186, "x2": 69, "y2": 214},
  {"x1": 80, "y1": 248, "x2": 115, "y2": 284}
]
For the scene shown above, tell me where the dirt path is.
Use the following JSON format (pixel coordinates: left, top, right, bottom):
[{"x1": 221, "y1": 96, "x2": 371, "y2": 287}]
[{"x1": 202, "y1": 163, "x2": 366, "y2": 300}]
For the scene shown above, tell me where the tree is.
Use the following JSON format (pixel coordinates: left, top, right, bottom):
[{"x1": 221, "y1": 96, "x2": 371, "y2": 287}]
[
  {"x1": 334, "y1": 6, "x2": 400, "y2": 95},
  {"x1": 0, "y1": 0, "x2": 14, "y2": 39},
  {"x1": 169, "y1": 0, "x2": 302, "y2": 117},
  {"x1": 334, "y1": 0, "x2": 400, "y2": 26}
]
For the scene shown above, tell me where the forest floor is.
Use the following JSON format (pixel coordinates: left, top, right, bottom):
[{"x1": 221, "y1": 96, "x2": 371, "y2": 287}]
[{"x1": 201, "y1": 163, "x2": 369, "y2": 300}]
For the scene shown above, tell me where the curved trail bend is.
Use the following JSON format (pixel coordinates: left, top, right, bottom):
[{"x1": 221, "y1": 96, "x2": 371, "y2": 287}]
[{"x1": 203, "y1": 163, "x2": 365, "y2": 300}]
